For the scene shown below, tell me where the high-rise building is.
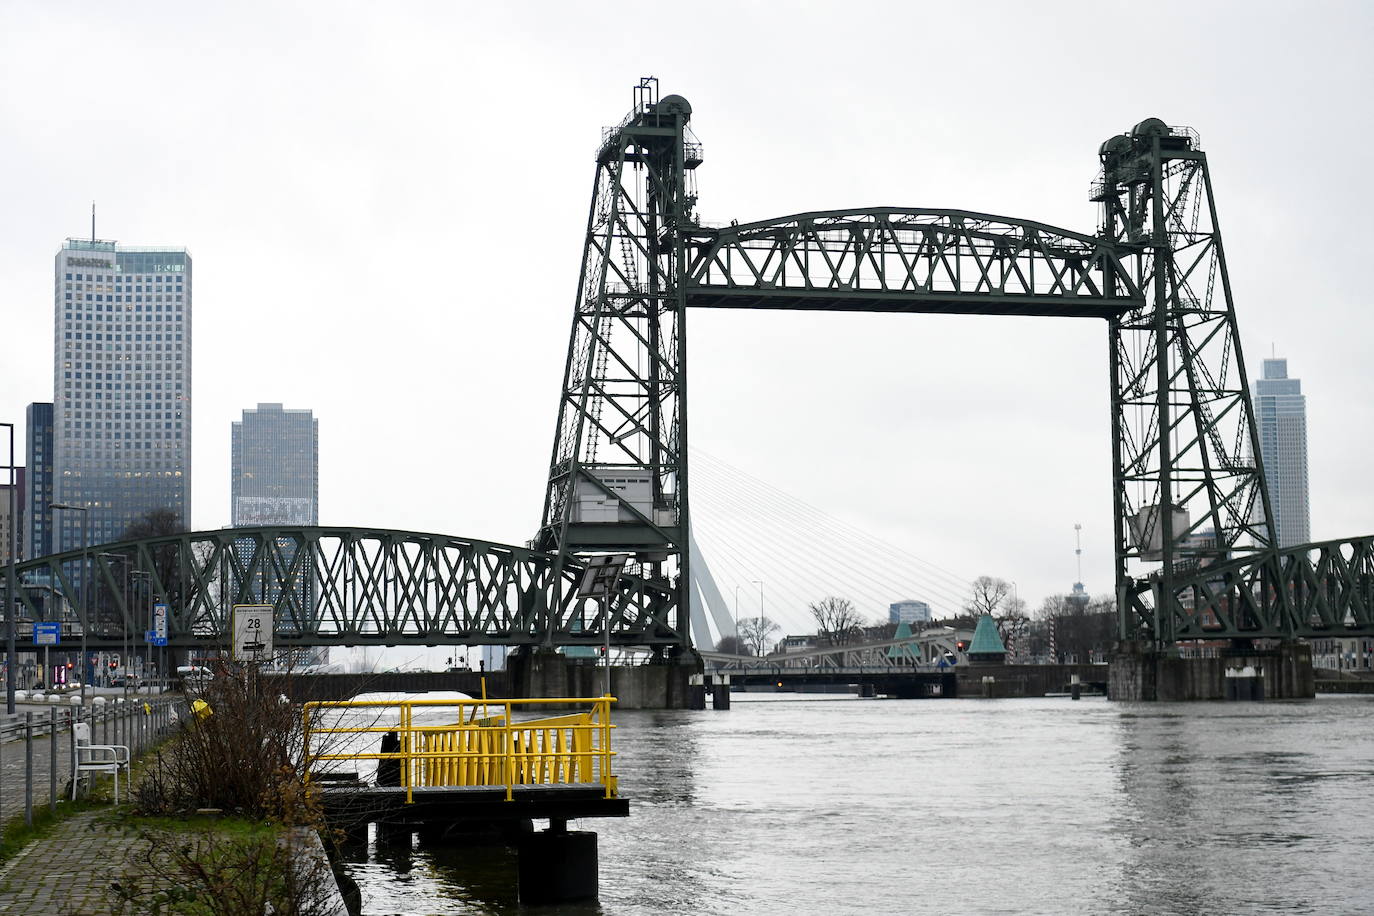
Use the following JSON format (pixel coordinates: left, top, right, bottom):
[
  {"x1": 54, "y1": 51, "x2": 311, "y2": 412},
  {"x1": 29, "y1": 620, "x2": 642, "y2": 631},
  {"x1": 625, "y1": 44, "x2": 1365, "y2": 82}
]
[
  {"x1": 25, "y1": 402, "x2": 53, "y2": 559},
  {"x1": 230, "y1": 404, "x2": 319, "y2": 526},
  {"x1": 53, "y1": 239, "x2": 191, "y2": 549},
  {"x1": 889, "y1": 599, "x2": 932, "y2": 625},
  {"x1": 1252, "y1": 357, "x2": 1310, "y2": 548}
]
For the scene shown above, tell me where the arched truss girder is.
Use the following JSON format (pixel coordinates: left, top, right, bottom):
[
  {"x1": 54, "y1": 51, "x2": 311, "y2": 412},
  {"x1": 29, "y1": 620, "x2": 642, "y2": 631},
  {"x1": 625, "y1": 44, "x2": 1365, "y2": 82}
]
[
  {"x1": 682, "y1": 208, "x2": 1146, "y2": 318},
  {"x1": 1127, "y1": 535, "x2": 1374, "y2": 641},
  {"x1": 7, "y1": 527, "x2": 680, "y2": 649}
]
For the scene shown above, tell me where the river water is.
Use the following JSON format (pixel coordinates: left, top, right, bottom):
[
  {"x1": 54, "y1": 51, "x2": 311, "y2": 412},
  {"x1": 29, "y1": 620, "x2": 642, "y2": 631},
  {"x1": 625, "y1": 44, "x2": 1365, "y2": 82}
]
[{"x1": 342, "y1": 694, "x2": 1374, "y2": 914}]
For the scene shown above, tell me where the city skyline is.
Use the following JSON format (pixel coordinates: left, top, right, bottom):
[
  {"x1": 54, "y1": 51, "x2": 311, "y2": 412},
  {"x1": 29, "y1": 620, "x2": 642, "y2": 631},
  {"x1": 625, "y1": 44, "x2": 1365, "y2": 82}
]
[{"x1": 2, "y1": 4, "x2": 1372, "y2": 621}]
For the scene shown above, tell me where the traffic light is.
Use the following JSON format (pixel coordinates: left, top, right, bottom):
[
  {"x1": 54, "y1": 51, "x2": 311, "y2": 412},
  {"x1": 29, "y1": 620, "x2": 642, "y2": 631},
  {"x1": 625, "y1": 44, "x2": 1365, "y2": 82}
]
[{"x1": 956, "y1": 640, "x2": 968, "y2": 651}]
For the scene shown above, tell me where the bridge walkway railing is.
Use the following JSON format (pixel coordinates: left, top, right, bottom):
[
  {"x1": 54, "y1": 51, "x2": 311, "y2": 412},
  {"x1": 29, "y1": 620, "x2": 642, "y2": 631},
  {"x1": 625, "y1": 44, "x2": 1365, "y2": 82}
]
[{"x1": 302, "y1": 696, "x2": 618, "y2": 805}]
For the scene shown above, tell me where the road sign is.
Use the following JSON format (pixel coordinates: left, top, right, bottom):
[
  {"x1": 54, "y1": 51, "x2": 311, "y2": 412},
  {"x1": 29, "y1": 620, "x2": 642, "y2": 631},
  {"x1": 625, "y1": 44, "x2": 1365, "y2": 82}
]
[
  {"x1": 576, "y1": 555, "x2": 628, "y2": 598},
  {"x1": 153, "y1": 603, "x2": 169, "y2": 640},
  {"x1": 232, "y1": 605, "x2": 274, "y2": 661},
  {"x1": 33, "y1": 622, "x2": 60, "y2": 646},
  {"x1": 145, "y1": 630, "x2": 168, "y2": 647}
]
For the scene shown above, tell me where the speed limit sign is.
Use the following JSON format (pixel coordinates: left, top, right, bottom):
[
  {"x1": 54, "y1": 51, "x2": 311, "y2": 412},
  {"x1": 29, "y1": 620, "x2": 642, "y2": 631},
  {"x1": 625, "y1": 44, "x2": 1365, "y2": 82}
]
[{"x1": 232, "y1": 605, "x2": 274, "y2": 661}]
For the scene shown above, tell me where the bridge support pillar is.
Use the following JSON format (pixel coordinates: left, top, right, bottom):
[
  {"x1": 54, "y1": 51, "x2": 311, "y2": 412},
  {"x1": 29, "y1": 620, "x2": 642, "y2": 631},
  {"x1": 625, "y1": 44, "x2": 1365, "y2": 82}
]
[
  {"x1": 508, "y1": 648, "x2": 701, "y2": 708},
  {"x1": 517, "y1": 825, "x2": 598, "y2": 905},
  {"x1": 1109, "y1": 640, "x2": 1315, "y2": 701}
]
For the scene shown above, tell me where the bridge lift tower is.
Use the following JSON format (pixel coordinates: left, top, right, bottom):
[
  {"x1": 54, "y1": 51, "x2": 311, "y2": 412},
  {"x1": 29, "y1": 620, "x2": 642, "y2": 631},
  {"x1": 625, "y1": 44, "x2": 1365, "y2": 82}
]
[{"x1": 536, "y1": 78, "x2": 698, "y2": 649}]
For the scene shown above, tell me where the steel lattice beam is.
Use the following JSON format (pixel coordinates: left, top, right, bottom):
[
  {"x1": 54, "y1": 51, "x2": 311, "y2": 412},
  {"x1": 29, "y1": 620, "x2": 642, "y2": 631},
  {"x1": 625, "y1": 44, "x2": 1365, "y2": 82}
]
[
  {"x1": 683, "y1": 209, "x2": 1144, "y2": 317},
  {"x1": 5, "y1": 527, "x2": 679, "y2": 649}
]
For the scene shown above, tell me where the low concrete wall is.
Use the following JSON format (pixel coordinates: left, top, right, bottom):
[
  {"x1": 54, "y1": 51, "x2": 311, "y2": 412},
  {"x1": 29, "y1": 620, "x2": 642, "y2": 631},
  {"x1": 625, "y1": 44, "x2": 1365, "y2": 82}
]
[
  {"x1": 956, "y1": 663, "x2": 1108, "y2": 698},
  {"x1": 280, "y1": 671, "x2": 513, "y2": 702},
  {"x1": 283, "y1": 654, "x2": 701, "y2": 709}
]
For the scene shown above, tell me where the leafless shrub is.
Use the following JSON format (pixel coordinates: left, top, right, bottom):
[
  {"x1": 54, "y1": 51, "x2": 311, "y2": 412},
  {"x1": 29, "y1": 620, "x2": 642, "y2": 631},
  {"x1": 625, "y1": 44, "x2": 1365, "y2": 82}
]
[
  {"x1": 131, "y1": 658, "x2": 318, "y2": 821},
  {"x1": 108, "y1": 822, "x2": 344, "y2": 916}
]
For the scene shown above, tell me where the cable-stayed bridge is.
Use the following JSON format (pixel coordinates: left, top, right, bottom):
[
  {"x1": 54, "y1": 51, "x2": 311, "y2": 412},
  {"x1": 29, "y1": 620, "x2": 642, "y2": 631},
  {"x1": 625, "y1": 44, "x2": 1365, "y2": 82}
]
[{"x1": 687, "y1": 449, "x2": 973, "y2": 646}]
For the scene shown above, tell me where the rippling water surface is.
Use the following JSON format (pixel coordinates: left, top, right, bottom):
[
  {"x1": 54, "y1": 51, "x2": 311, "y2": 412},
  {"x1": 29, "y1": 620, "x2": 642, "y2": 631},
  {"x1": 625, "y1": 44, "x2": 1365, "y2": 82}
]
[{"x1": 343, "y1": 693, "x2": 1374, "y2": 914}]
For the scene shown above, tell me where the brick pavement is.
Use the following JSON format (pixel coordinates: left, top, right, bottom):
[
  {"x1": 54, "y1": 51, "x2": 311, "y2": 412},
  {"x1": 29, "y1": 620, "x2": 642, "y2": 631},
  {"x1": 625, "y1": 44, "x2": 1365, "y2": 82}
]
[
  {"x1": 0, "y1": 698, "x2": 181, "y2": 915},
  {"x1": 0, "y1": 810, "x2": 147, "y2": 915},
  {"x1": 0, "y1": 700, "x2": 154, "y2": 823}
]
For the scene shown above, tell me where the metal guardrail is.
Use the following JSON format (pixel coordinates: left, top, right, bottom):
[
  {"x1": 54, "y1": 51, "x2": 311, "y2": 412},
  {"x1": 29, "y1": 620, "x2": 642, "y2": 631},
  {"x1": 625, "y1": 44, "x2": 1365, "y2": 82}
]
[
  {"x1": 302, "y1": 696, "x2": 618, "y2": 805},
  {"x1": 0, "y1": 696, "x2": 181, "y2": 826}
]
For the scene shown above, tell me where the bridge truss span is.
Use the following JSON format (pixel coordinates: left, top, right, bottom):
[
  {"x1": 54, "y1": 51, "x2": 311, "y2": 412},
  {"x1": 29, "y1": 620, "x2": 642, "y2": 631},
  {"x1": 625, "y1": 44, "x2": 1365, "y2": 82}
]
[
  {"x1": 9, "y1": 527, "x2": 681, "y2": 650},
  {"x1": 684, "y1": 208, "x2": 1145, "y2": 318},
  {"x1": 1140, "y1": 535, "x2": 1374, "y2": 642}
]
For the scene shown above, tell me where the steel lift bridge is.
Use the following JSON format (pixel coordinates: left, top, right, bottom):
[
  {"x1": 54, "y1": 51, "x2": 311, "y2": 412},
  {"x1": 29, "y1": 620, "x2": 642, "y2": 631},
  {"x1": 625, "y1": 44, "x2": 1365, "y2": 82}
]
[{"x1": 10, "y1": 80, "x2": 1374, "y2": 656}]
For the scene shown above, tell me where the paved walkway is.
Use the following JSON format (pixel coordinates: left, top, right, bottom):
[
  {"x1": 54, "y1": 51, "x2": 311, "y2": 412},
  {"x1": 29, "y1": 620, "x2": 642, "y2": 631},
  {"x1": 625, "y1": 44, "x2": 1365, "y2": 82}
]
[
  {"x1": 0, "y1": 700, "x2": 154, "y2": 822},
  {"x1": 0, "y1": 699, "x2": 179, "y2": 914},
  {"x1": 0, "y1": 810, "x2": 147, "y2": 914}
]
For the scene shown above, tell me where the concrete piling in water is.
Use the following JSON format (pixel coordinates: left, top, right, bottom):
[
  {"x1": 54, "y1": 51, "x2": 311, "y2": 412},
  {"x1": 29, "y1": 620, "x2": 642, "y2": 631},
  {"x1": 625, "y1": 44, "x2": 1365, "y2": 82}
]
[
  {"x1": 688, "y1": 673, "x2": 707, "y2": 710},
  {"x1": 1070, "y1": 674, "x2": 1082, "y2": 701},
  {"x1": 517, "y1": 821, "x2": 599, "y2": 905},
  {"x1": 710, "y1": 674, "x2": 731, "y2": 710}
]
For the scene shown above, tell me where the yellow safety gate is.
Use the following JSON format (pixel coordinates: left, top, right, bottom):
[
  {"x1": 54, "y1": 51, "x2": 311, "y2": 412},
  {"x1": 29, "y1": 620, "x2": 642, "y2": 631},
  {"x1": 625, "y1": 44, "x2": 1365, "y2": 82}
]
[{"x1": 303, "y1": 696, "x2": 617, "y2": 804}]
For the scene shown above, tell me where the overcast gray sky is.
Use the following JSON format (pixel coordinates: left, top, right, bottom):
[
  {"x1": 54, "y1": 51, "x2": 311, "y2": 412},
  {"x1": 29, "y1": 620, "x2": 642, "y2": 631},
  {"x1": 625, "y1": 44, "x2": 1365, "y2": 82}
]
[{"x1": 3, "y1": 1, "x2": 1372, "y2": 637}]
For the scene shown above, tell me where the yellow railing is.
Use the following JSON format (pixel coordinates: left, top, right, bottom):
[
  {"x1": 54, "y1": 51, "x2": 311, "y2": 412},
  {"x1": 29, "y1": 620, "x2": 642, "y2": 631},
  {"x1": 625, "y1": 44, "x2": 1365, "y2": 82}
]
[{"x1": 302, "y1": 695, "x2": 617, "y2": 804}]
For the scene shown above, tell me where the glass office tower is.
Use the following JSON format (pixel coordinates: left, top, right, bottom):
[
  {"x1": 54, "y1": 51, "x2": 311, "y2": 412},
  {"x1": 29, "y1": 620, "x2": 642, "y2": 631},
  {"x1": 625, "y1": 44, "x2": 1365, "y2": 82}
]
[
  {"x1": 52, "y1": 240, "x2": 191, "y2": 548},
  {"x1": 1252, "y1": 357, "x2": 1311, "y2": 548},
  {"x1": 230, "y1": 403, "x2": 319, "y2": 526}
]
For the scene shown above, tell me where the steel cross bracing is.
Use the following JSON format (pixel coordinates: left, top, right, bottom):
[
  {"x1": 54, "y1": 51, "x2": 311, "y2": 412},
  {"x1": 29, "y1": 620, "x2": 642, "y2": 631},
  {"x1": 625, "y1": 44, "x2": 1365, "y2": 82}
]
[
  {"x1": 1097, "y1": 120, "x2": 1279, "y2": 642},
  {"x1": 682, "y1": 209, "x2": 1143, "y2": 318},
  {"x1": 701, "y1": 630, "x2": 966, "y2": 671},
  {"x1": 6, "y1": 527, "x2": 676, "y2": 649},
  {"x1": 537, "y1": 87, "x2": 1374, "y2": 650},
  {"x1": 536, "y1": 79, "x2": 698, "y2": 647}
]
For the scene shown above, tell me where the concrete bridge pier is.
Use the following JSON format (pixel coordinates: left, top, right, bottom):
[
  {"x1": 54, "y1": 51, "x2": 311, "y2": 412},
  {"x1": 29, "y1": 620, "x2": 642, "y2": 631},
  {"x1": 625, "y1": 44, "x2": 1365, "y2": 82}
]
[
  {"x1": 507, "y1": 648, "x2": 701, "y2": 709},
  {"x1": 1109, "y1": 640, "x2": 1315, "y2": 701},
  {"x1": 516, "y1": 819, "x2": 598, "y2": 905}
]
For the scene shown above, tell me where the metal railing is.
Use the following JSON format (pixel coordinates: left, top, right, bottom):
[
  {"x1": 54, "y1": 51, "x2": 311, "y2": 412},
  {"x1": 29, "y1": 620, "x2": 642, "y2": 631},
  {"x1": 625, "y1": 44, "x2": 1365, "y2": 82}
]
[
  {"x1": 302, "y1": 696, "x2": 618, "y2": 805},
  {"x1": 0, "y1": 697, "x2": 181, "y2": 826}
]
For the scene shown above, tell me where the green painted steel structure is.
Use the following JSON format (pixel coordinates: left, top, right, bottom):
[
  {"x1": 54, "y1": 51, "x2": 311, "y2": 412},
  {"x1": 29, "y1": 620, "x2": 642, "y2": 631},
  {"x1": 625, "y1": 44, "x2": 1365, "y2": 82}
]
[
  {"x1": 7, "y1": 527, "x2": 677, "y2": 649},
  {"x1": 538, "y1": 80, "x2": 1374, "y2": 649},
  {"x1": 8, "y1": 85, "x2": 1372, "y2": 653}
]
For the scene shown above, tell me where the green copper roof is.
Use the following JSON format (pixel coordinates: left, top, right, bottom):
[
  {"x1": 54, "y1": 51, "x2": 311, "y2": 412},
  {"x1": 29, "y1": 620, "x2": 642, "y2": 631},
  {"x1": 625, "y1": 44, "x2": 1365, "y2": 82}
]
[
  {"x1": 887, "y1": 621, "x2": 919, "y2": 660},
  {"x1": 968, "y1": 614, "x2": 1006, "y2": 655}
]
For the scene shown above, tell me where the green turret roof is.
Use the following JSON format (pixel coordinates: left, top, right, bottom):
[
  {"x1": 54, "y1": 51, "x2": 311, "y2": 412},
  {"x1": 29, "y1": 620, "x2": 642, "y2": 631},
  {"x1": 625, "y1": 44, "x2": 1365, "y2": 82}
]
[
  {"x1": 968, "y1": 614, "x2": 1006, "y2": 656},
  {"x1": 887, "y1": 621, "x2": 919, "y2": 661}
]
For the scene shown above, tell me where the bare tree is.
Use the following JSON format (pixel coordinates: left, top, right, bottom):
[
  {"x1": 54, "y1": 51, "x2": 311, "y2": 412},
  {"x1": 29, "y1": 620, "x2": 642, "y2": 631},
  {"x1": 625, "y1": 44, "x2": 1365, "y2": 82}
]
[
  {"x1": 121, "y1": 507, "x2": 185, "y2": 541},
  {"x1": 1036, "y1": 592, "x2": 1117, "y2": 663},
  {"x1": 964, "y1": 576, "x2": 1011, "y2": 617},
  {"x1": 808, "y1": 596, "x2": 866, "y2": 646},
  {"x1": 737, "y1": 616, "x2": 780, "y2": 657},
  {"x1": 714, "y1": 635, "x2": 746, "y2": 655}
]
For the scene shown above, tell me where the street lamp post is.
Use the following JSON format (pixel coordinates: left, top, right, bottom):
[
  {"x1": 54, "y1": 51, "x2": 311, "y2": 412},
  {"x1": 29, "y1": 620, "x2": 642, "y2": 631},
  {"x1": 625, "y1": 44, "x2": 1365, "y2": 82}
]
[
  {"x1": 100, "y1": 552, "x2": 131, "y2": 702},
  {"x1": 50, "y1": 504, "x2": 89, "y2": 706},
  {"x1": 132, "y1": 569, "x2": 151, "y2": 690},
  {"x1": 2, "y1": 422, "x2": 16, "y2": 715}
]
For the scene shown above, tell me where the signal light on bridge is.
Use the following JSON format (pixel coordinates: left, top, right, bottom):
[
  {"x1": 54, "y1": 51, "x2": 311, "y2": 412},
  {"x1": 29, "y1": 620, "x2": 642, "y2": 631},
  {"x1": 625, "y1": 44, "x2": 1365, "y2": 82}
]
[{"x1": 956, "y1": 641, "x2": 968, "y2": 651}]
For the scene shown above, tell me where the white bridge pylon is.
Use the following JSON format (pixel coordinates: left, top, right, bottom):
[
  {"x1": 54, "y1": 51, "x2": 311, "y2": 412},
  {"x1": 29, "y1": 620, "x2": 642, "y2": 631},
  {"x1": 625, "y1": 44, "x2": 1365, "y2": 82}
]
[{"x1": 689, "y1": 526, "x2": 739, "y2": 645}]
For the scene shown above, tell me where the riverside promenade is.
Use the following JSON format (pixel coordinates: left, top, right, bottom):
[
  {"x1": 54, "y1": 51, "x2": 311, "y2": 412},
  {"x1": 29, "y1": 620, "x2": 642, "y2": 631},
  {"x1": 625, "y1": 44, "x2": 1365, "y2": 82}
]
[{"x1": 0, "y1": 697, "x2": 172, "y2": 914}]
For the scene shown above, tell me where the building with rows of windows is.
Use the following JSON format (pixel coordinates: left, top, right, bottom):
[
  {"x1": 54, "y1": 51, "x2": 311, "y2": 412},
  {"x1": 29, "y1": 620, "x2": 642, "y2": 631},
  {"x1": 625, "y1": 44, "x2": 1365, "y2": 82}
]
[
  {"x1": 52, "y1": 239, "x2": 191, "y2": 549},
  {"x1": 1251, "y1": 357, "x2": 1310, "y2": 549},
  {"x1": 231, "y1": 403, "x2": 318, "y2": 526}
]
